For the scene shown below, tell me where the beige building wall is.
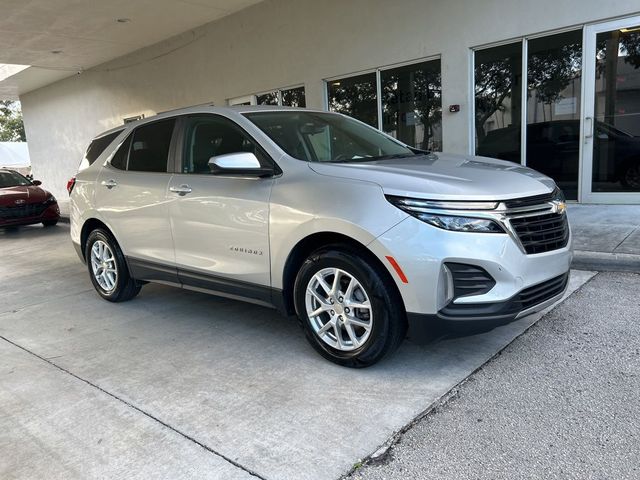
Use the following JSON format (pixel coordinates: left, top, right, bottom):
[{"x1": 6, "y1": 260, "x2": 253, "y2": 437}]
[{"x1": 20, "y1": 0, "x2": 640, "y2": 199}]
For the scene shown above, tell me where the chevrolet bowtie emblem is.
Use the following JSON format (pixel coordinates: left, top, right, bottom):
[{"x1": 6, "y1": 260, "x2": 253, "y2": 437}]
[{"x1": 553, "y1": 200, "x2": 567, "y2": 214}]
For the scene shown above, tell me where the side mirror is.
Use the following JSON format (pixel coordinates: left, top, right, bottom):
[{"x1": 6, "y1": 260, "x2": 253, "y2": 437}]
[
  {"x1": 32, "y1": 180, "x2": 42, "y2": 186},
  {"x1": 208, "y1": 152, "x2": 274, "y2": 177}
]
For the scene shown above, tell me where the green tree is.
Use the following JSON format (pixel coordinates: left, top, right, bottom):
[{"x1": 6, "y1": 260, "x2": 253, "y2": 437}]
[{"x1": 0, "y1": 100, "x2": 26, "y2": 142}]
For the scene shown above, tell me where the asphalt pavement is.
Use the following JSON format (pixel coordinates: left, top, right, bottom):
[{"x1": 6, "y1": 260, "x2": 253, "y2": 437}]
[{"x1": 348, "y1": 271, "x2": 640, "y2": 480}]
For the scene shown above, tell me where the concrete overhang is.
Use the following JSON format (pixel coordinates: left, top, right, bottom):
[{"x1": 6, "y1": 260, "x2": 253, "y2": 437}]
[{"x1": 0, "y1": 0, "x2": 263, "y2": 99}]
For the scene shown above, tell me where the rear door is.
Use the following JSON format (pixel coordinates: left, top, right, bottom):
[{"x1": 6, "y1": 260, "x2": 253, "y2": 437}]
[
  {"x1": 95, "y1": 118, "x2": 178, "y2": 282},
  {"x1": 167, "y1": 114, "x2": 275, "y2": 303}
]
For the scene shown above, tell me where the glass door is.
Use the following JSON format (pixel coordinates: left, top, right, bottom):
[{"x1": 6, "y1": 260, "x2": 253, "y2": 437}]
[{"x1": 582, "y1": 17, "x2": 640, "y2": 203}]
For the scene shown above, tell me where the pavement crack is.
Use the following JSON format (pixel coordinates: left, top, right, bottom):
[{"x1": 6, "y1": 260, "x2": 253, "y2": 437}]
[
  {"x1": 0, "y1": 289, "x2": 94, "y2": 317},
  {"x1": 0, "y1": 334, "x2": 268, "y2": 480},
  {"x1": 613, "y1": 227, "x2": 637, "y2": 252}
]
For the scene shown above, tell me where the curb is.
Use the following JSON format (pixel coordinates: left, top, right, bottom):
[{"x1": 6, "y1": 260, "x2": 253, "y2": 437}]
[{"x1": 572, "y1": 250, "x2": 640, "y2": 273}]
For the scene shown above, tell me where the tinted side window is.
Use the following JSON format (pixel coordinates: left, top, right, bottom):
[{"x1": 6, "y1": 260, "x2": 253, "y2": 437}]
[
  {"x1": 128, "y1": 119, "x2": 175, "y2": 173},
  {"x1": 86, "y1": 130, "x2": 123, "y2": 165},
  {"x1": 110, "y1": 134, "x2": 132, "y2": 170},
  {"x1": 182, "y1": 116, "x2": 267, "y2": 174}
]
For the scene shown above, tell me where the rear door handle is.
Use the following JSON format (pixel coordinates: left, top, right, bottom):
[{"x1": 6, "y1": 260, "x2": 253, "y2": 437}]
[
  {"x1": 101, "y1": 179, "x2": 117, "y2": 189},
  {"x1": 169, "y1": 184, "x2": 193, "y2": 196}
]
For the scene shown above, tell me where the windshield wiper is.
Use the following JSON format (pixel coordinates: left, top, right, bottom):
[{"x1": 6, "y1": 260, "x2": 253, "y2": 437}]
[{"x1": 350, "y1": 152, "x2": 423, "y2": 162}]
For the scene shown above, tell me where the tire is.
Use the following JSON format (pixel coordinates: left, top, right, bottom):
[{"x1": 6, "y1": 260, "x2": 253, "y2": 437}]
[
  {"x1": 42, "y1": 219, "x2": 58, "y2": 227},
  {"x1": 85, "y1": 228, "x2": 141, "y2": 302},
  {"x1": 293, "y1": 246, "x2": 407, "y2": 368}
]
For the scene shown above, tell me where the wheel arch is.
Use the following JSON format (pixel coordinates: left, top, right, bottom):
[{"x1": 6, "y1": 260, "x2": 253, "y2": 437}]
[
  {"x1": 279, "y1": 231, "x2": 406, "y2": 317},
  {"x1": 80, "y1": 218, "x2": 114, "y2": 261}
]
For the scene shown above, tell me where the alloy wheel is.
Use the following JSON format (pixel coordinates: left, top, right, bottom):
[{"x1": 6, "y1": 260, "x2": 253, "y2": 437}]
[
  {"x1": 90, "y1": 240, "x2": 118, "y2": 292},
  {"x1": 305, "y1": 267, "x2": 373, "y2": 351}
]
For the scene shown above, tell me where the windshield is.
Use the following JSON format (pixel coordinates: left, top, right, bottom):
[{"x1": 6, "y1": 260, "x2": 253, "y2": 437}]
[
  {"x1": 244, "y1": 111, "x2": 420, "y2": 163},
  {"x1": 0, "y1": 170, "x2": 31, "y2": 188}
]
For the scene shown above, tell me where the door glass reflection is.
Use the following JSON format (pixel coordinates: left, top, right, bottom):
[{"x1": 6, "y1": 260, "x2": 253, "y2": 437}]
[
  {"x1": 527, "y1": 30, "x2": 582, "y2": 200},
  {"x1": 592, "y1": 27, "x2": 640, "y2": 192},
  {"x1": 327, "y1": 73, "x2": 378, "y2": 127},
  {"x1": 474, "y1": 42, "x2": 523, "y2": 163},
  {"x1": 380, "y1": 60, "x2": 442, "y2": 151}
]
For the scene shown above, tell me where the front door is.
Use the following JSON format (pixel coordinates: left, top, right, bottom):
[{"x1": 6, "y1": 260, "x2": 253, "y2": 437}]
[
  {"x1": 582, "y1": 17, "x2": 640, "y2": 203},
  {"x1": 168, "y1": 114, "x2": 275, "y2": 305}
]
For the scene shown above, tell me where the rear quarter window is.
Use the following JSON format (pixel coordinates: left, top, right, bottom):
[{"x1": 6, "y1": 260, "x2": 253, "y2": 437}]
[{"x1": 80, "y1": 129, "x2": 123, "y2": 170}]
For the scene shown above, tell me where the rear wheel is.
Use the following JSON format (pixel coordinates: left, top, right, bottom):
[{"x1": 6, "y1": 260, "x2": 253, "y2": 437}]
[
  {"x1": 85, "y1": 229, "x2": 141, "y2": 302},
  {"x1": 294, "y1": 247, "x2": 406, "y2": 368}
]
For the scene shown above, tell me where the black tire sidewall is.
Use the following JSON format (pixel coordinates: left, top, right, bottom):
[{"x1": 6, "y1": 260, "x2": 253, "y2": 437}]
[
  {"x1": 294, "y1": 248, "x2": 401, "y2": 367},
  {"x1": 85, "y1": 229, "x2": 131, "y2": 301}
]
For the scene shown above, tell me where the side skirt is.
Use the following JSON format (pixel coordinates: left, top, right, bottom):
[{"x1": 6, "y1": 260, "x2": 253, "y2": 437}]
[{"x1": 126, "y1": 256, "x2": 286, "y2": 312}]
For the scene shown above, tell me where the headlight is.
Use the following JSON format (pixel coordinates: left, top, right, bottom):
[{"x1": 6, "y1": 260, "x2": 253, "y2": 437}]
[
  {"x1": 416, "y1": 213, "x2": 505, "y2": 232},
  {"x1": 386, "y1": 195, "x2": 505, "y2": 233},
  {"x1": 43, "y1": 194, "x2": 57, "y2": 206}
]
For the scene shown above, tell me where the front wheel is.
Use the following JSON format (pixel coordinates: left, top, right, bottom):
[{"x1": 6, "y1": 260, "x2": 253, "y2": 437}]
[
  {"x1": 85, "y1": 229, "x2": 141, "y2": 302},
  {"x1": 42, "y1": 219, "x2": 58, "y2": 227},
  {"x1": 294, "y1": 247, "x2": 406, "y2": 368}
]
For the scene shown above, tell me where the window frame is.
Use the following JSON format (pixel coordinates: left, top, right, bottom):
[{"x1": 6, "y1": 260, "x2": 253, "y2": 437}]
[
  {"x1": 470, "y1": 27, "x2": 584, "y2": 164},
  {"x1": 107, "y1": 117, "x2": 178, "y2": 174},
  {"x1": 85, "y1": 129, "x2": 124, "y2": 166},
  {"x1": 323, "y1": 55, "x2": 442, "y2": 136},
  {"x1": 172, "y1": 114, "x2": 281, "y2": 176},
  {"x1": 228, "y1": 84, "x2": 306, "y2": 107}
]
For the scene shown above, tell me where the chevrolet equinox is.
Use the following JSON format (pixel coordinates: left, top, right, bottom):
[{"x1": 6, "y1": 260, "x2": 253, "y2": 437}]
[{"x1": 69, "y1": 106, "x2": 572, "y2": 367}]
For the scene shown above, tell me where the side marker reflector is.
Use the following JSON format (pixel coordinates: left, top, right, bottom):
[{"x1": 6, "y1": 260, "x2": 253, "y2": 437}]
[{"x1": 385, "y1": 256, "x2": 408, "y2": 284}]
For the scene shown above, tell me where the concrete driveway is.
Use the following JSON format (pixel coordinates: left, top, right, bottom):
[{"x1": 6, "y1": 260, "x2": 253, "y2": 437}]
[{"x1": 0, "y1": 224, "x2": 594, "y2": 480}]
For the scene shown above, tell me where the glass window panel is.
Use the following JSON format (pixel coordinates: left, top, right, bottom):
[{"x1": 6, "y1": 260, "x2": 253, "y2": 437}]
[
  {"x1": 281, "y1": 86, "x2": 306, "y2": 107},
  {"x1": 475, "y1": 42, "x2": 523, "y2": 163},
  {"x1": 256, "y1": 91, "x2": 278, "y2": 105},
  {"x1": 127, "y1": 119, "x2": 175, "y2": 173},
  {"x1": 245, "y1": 111, "x2": 414, "y2": 162},
  {"x1": 109, "y1": 134, "x2": 131, "y2": 170},
  {"x1": 85, "y1": 130, "x2": 123, "y2": 166},
  {"x1": 527, "y1": 30, "x2": 582, "y2": 200},
  {"x1": 327, "y1": 72, "x2": 378, "y2": 127},
  {"x1": 592, "y1": 26, "x2": 640, "y2": 192},
  {"x1": 381, "y1": 59, "x2": 442, "y2": 151},
  {"x1": 182, "y1": 115, "x2": 266, "y2": 174}
]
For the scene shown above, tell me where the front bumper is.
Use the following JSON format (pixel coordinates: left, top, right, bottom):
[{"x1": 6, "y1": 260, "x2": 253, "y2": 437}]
[
  {"x1": 407, "y1": 272, "x2": 569, "y2": 339},
  {"x1": 0, "y1": 203, "x2": 60, "y2": 227},
  {"x1": 368, "y1": 214, "x2": 572, "y2": 336}
]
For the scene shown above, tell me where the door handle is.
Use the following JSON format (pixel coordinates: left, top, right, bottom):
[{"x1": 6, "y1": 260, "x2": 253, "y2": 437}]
[
  {"x1": 584, "y1": 117, "x2": 594, "y2": 139},
  {"x1": 169, "y1": 184, "x2": 193, "y2": 196},
  {"x1": 101, "y1": 179, "x2": 117, "y2": 189}
]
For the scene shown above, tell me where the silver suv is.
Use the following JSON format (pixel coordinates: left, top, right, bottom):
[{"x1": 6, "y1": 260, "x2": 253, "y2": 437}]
[{"x1": 69, "y1": 106, "x2": 572, "y2": 367}]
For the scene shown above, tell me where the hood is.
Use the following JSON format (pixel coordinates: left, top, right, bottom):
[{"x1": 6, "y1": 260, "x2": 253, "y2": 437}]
[
  {"x1": 308, "y1": 153, "x2": 556, "y2": 200},
  {"x1": 0, "y1": 185, "x2": 49, "y2": 206}
]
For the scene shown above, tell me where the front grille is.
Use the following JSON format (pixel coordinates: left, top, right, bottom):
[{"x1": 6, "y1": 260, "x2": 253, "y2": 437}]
[
  {"x1": 0, "y1": 203, "x2": 48, "y2": 219},
  {"x1": 518, "y1": 273, "x2": 568, "y2": 309},
  {"x1": 446, "y1": 263, "x2": 495, "y2": 298},
  {"x1": 509, "y1": 211, "x2": 569, "y2": 254},
  {"x1": 503, "y1": 189, "x2": 558, "y2": 209}
]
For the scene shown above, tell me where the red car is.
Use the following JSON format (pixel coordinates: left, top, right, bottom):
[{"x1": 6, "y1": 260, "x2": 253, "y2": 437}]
[{"x1": 0, "y1": 168, "x2": 60, "y2": 227}]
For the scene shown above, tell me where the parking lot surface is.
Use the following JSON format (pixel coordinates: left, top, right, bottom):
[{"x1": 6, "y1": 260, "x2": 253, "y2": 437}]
[
  {"x1": 0, "y1": 224, "x2": 593, "y2": 480},
  {"x1": 350, "y1": 271, "x2": 640, "y2": 480}
]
